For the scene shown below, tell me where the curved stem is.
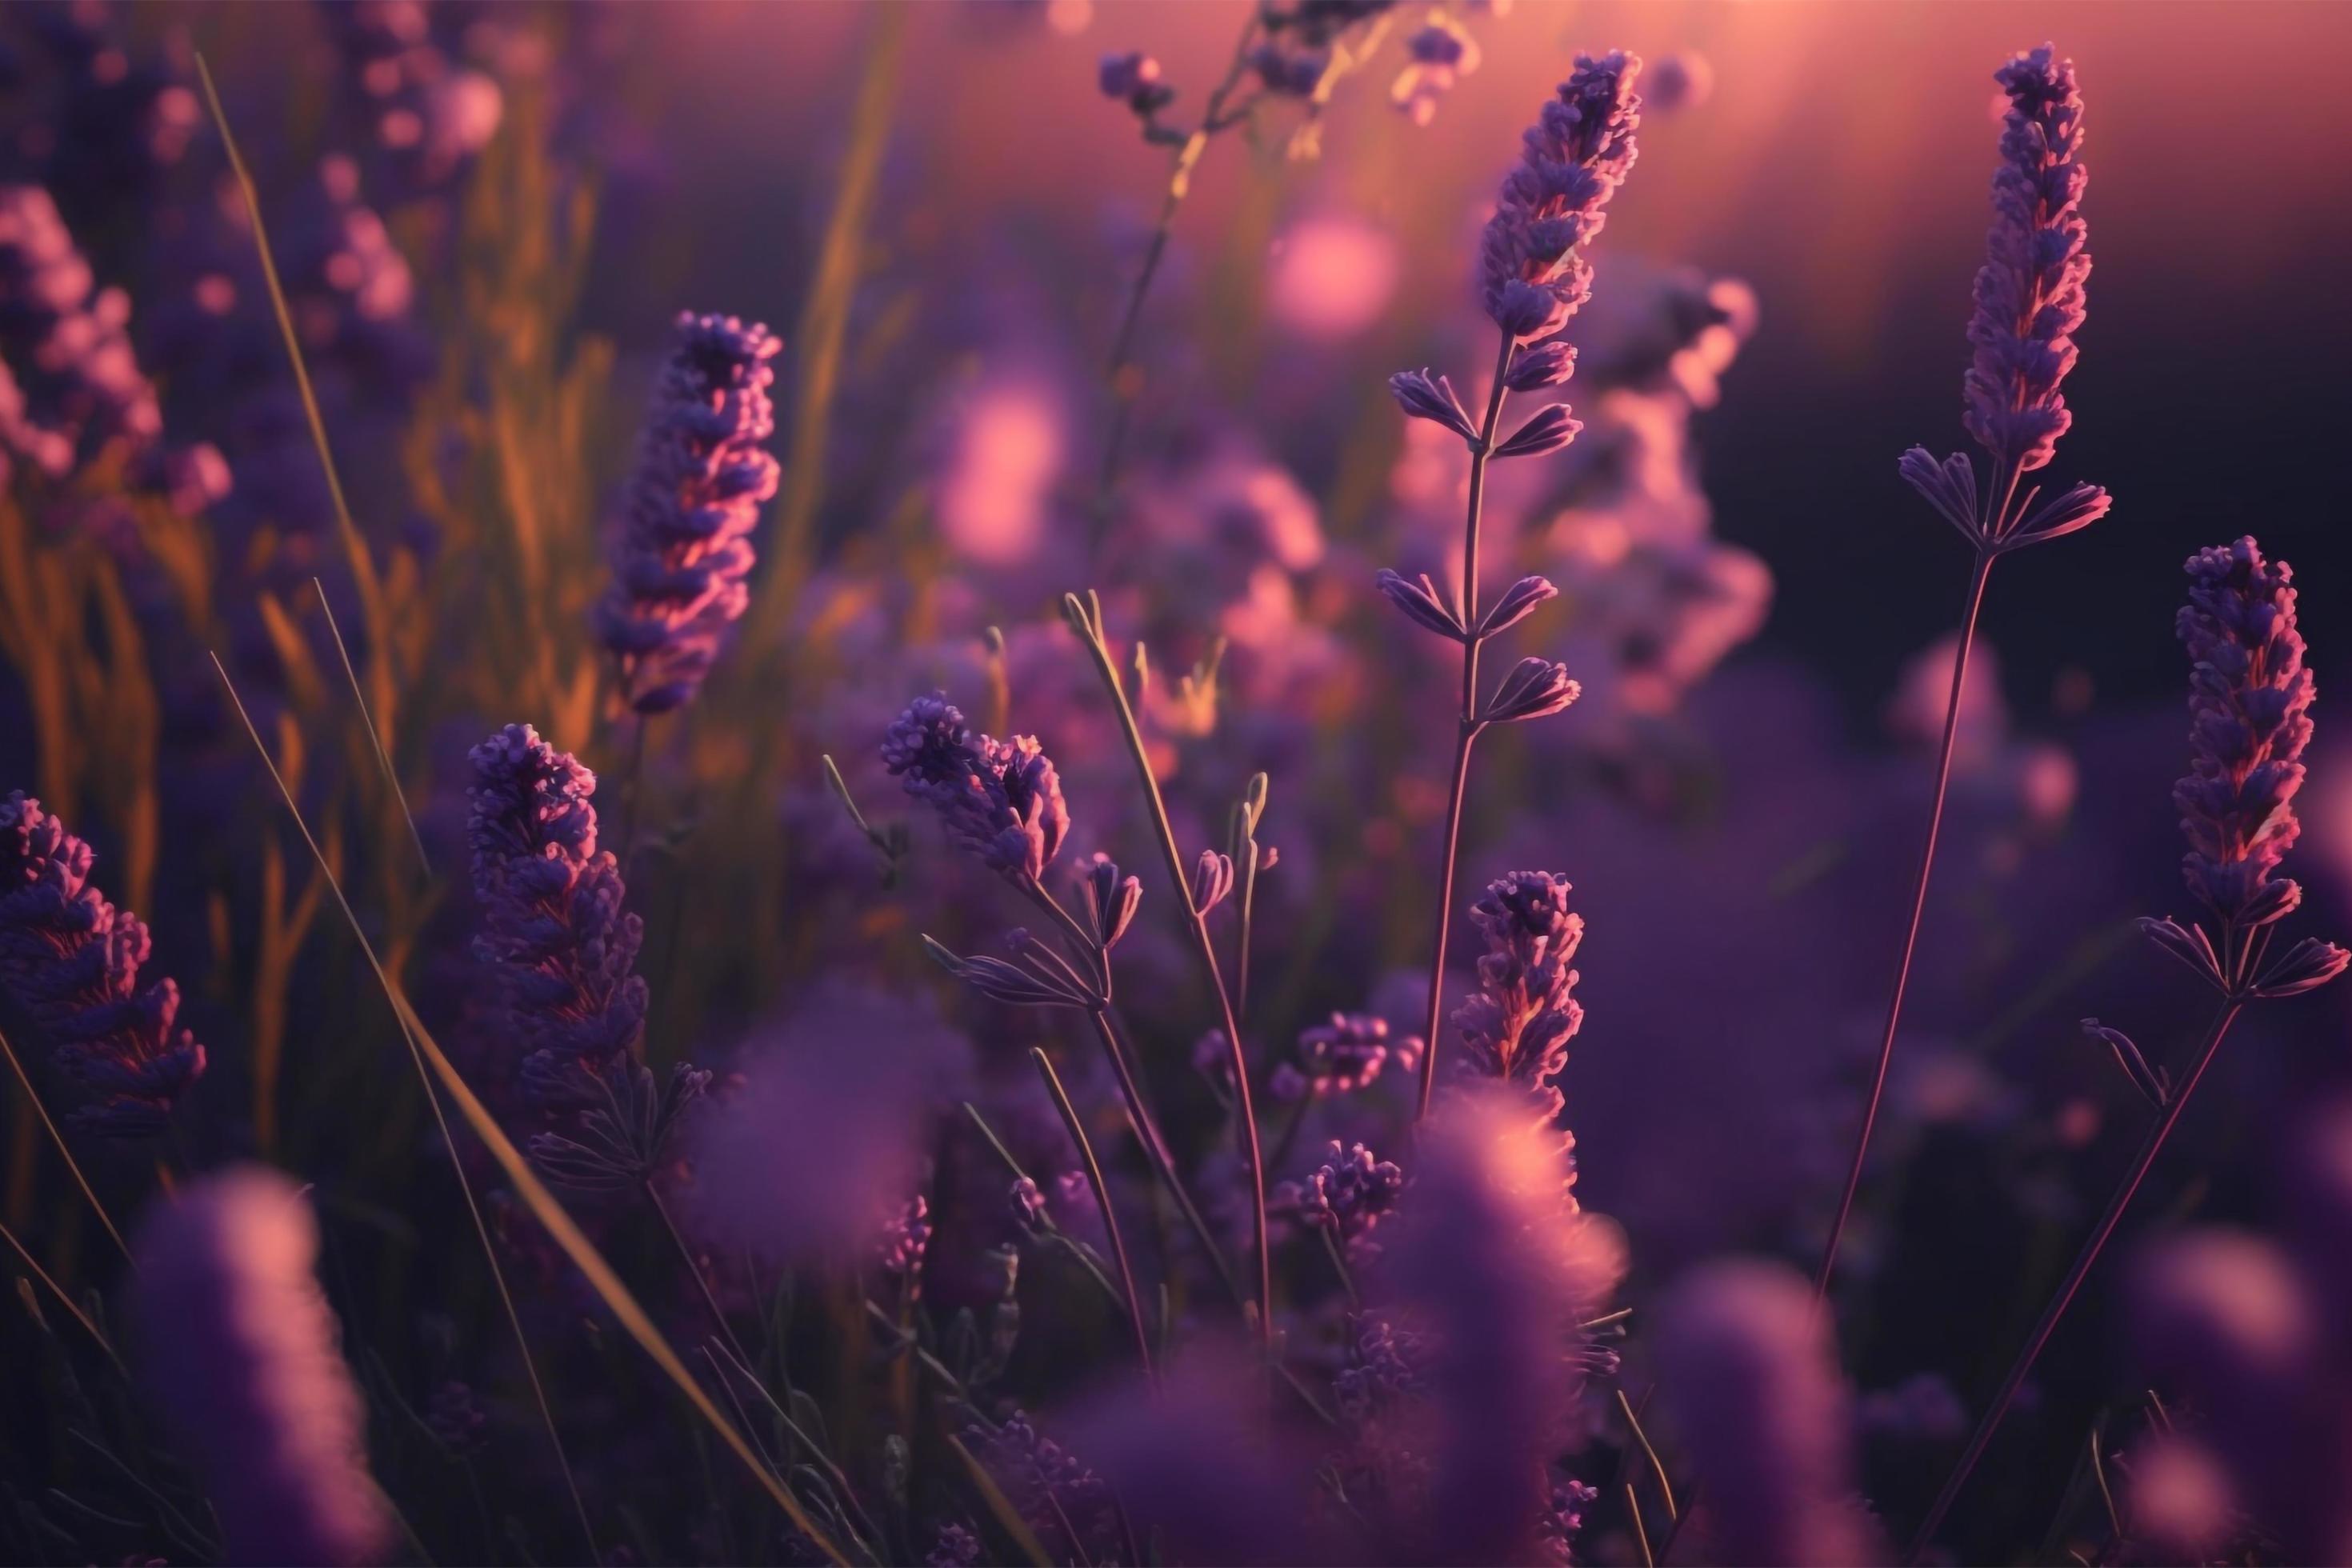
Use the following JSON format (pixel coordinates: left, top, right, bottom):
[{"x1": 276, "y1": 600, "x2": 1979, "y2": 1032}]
[
  {"x1": 1907, "y1": 997, "x2": 2244, "y2": 1560},
  {"x1": 1067, "y1": 601, "x2": 1274, "y2": 1353},
  {"x1": 1033, "y1": 1048, "x2": 1155, "y2": 1381},
  {"x1": 1415, "y1": 329, "x2": 1517, "y2": 1122},
  {"x1": 1814, "y1": 547, "x2": 1997, "y2": 1298}
]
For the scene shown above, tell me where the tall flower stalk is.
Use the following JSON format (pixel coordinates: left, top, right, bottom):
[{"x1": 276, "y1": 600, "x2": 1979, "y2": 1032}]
[
  {"x1": 1907, "y1": 538, "x2": 2346, "y2": 1558},
  {"x1": 1816, "y1": 44, "x2": 2114, "y2": 1298},
  {"x1": 1385, "y1": 53, "x2": 1642, "y2": 1119}
]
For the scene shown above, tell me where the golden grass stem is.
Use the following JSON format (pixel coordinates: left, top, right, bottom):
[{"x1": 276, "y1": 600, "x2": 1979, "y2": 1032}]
[{"x1": 312, "y1": 578, "x2": 430, "y2": 877}]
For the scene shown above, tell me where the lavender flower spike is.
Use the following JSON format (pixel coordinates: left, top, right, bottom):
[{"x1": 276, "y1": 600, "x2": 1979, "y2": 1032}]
[
  {"x1": 1478, "y1": 51, "x2": 1642, "y2": 344},
  {"x1": 1901, "y1": 45, "x2": 2111, "y2": 552},
  {"x1": 0, "y1": 791, "x2": 205, "y2": 1136},
  {"x1": 466, "y1": 725, "x2": 649, "y2": 1104},
  {"x1": 2142, "y1": 537, "x2": 2348, "y2": 998},
  {"x1": 882, "y1": 694, "x2": 1070, "y2": 885},
  {"x1": 1452, "y1": 870, "x2": 1586, "y2": 1167},
  {"x1": 133, "y1": 1166, "x2": 392, "y2": 1565},
  {"x1": 596, "y1": 311, "x2": 783, "y2": 714}
]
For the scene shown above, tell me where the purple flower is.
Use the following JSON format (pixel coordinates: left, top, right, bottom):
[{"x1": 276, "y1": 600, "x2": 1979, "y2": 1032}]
[
  {"x1": 595, "y1": 311, "x2": 783, "y2": 714},
  {"x1": 1077, "y1": 853, "x2": 1142, "y2": 950},
  {"x1": 965, "y1": 1412, "x2": 1124, "y2": 1566},
  {"x1": 1491, "y1": 403, "x2": 1583, "y2": 460},
  {"x1": 1656, "y1": 1261, "x2": 1882, "y2": 1566},
  {"x1": 926, "y1": 1522, "x2": 983, "y2": 1566},
  {"x1": 1290, "y1": 1011, "x2": 1422, "y2": 1096},
  {"x1": 0, "y1": 791, "x2": 205, "y2": 1136},
  {"x1": 1286, "y1": 1139, "x2": 1405, "y2": 1250},
  {"x1": 464, "y1": 725, "x2": 648, "y2": 1104},
  {"x1": 1477, "y1": 53, "x2": 1642, "y2": 344},
  {"x1": 1451, "y1": 871, "x2": 1584, "y2": 1153},
  {"x1": 882, "y1": 694, "x2": 1070, "y2": 884},
  {"x1": 1479, "y1": 658, "x2": 1582, "y2": 724},
  {"x1": 132, "y1": 1167, "x2": 392, "y2": 1566},
  {"x1": 880, "y1": 1194, "x2": 933, "y2": 1279},
  {"x1": 2140, "y1": 539, "x2": 2348, "y2": 999},
  {"x1": 1098, "y1": 50, "x2": 1174, "y2": 113},
  {"x1": 1963, "y1": 46, "x2": 2093, "y2": 478},
  {"x1": 1249, "y1": 43, "x2": 1329, "y2": 98}
]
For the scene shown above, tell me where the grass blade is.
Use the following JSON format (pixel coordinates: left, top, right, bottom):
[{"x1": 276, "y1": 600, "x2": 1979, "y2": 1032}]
[{"x1": 313, "y1": 578, "x2": 430, "y2": 877}]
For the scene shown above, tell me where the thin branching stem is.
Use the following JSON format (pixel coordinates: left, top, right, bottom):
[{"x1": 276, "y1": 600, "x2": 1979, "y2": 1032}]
[
  {"x1": 1614, "y1": 1387, "x2": 1678, "y2": 1522},
  {"x1": 0, "y1": 1023, "x2": 131, "y2": 1266},
  {"x1": 1032, "y1": 1047, "x2": 1154, "y2": 1381},
  {"x1": 312, "y1": 578, "x2": 430, "y2": 878},
  {"x1": 1815, "y1": 545, "x2": 1998, "y2": 1298},
  {"x1": 1415, "y1": 329, "x2": 1517, "y2": 1122},
  {"x1": 1087, "y1": 1007, "x2": 1247, "y2": 1309},
  {"x1": 1908, "y1": 996, "x2": 2245, "y2": 1560},
  {"x1": 1064, "y1": 593, "x2": 1274, "y2": 1353},
  {"x1": 1087, "y1": 9, "x2": 1263, "y2": 561}
]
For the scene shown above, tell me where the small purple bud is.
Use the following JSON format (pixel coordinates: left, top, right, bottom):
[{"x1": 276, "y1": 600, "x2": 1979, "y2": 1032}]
[
  {"x1": 1374, "y1": 567, "x2": 1467, "y2": 642},
  {"x1": 1475, "y1": 575, "x2": 1559, "y2": 639},
  {"x1": 1078, "y1": 853, "x2": 1142, "y2": 951},
  {"x1": 1191, "y1": 850, "x2": 1235, "y2": 916},
  {"x1": 1491, "y1": 403, "x2": 1582, "y2": 460},
  {"x1": 1502, "y1": 342, "x2": 1577, "y2": 391},
  {"x1": 1481, "y1": 658, "x2": 1582, "y2": 725},
  {"x1": 1387, "y1": 368, "x2": 1478, "y2": 443}
]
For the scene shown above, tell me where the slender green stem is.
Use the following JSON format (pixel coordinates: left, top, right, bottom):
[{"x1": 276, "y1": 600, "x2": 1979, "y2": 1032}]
[
  {"x1": 1908, "y1": 997, "x2": 2245, "y2": 1560},
  {"x1": 1415, "y1": 329, "x2": 1517, "y2": 1122},
  {"x1": 1087, "y1": 1007, "x2": 1247, "y2": 1310},
  {"x1": 0, "y1": 1023, "x2": 131, "y2": 1266},
  {"x1": 1033, "y1": 1048, "x2": 1154, "y2": 1381},
  {"x1": 1065, "y1": 594, "x2": 1274, "y2": 1351},
  {"x1": 1815, "y1": 546, "x2": 1997, "y2": 1299}
]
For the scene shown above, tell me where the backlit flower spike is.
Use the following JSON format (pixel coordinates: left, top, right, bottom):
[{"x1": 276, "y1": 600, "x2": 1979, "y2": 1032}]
[
  {"x1": 465, "y1": 725, "x2": 648, "y2": 1104},
  {"x1": 2142, "y1": 538, "x2": 2344, "y2": 998},
  {"x1": 882, "y1": 694, "x2": 1071, "y2": 886},
  {"x1": 0, "y1": 790, "x2": 206, "y2": 1136},
  {"x1": 1479, "y1": 658, "x2": 1582, "y2": 724},
  {"x1": 1451, "y1": 870, "x2": 1586, "y2": 1182},
  {"x1": 1478, "y1": 51, "x2": 1642, "y2": 345},
  {"x1": 596, "y1": 311, "x2": 782, "y2": 714},
  {"x1": 1901, "y1": 45, "x2": 2110, "y2": 551}
]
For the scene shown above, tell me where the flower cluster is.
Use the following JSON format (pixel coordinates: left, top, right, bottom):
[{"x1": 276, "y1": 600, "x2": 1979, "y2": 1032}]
[
  {"x1": 880, "y1": 1194, "x2": 933, "y2": 1280},
  {"x1": 1451, "y1": 871, "x2": 1585, "y2": 1126},
  {"x1": 882, "y1": 694, "x2": 1070, "y2": 885},
  {"x1": 0, "y1": 183, "x2": 226, "y2": 508},
  {"x1": 596, "y1": 311, "x2": 783, "y2": 714},
  {"x1": 465, "y1": 725, "x2": 649, "y2": 1105},
  {"x1": 2142, "y1": 538, "x2": 2347, "y2": 999},
  {"x1": 966, "y1": 1413, "x2": 1123, "y2": 1564},
  {"x1": 1284, "y1": 1140, "x2": 1406, "y2": 1254},
  {"x1": 1390, "y1": 12, "x2": 1479, "y2": 126},
  {"x1": 1477, "y1": 51, "x2": 1642, "y2": 345},
  {"x1": 1271, "y1": 1011, "x2": 1422, "y2": 1100},
  {"x1": 1901, "y1": 46, "x2": 2110, "y2": 553},
  {"x1": 0, "y1": 791, "x2": 205, "y2": 1136}
]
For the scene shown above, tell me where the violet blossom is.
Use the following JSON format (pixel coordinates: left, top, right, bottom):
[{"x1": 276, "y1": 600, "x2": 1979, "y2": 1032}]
[
  {"x1": 464, "y1": 724, "x2": 648, "y2": 1106},
  {"x1": 596, "y1": 311, "x2": 782, "y2": 714},
  {"x1": 1476, "y1": 51, "x2": 1642, "y2": 346},
  {"x1": 1451, "y1": 870, "x2": 1584, "y2": 1136},
  {"x1": 2142, "y1": 538, "x2": 2348, "y2": 999},
  {"x1": 882, "y1": 693, "x2": 1070, "y2": 885},
  {"x1": 0, "y1": 790, "x2": 205, "y2": 1135}
]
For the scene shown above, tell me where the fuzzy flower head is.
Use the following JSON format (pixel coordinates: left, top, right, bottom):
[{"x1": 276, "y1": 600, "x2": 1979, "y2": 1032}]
[
  {"x1": 1275, "y1": 1012, "x2": 1422, "y2": 1099},
  {"x1": 596, "y1": 311, "x2": 783, "y2": 714},
  {"x1": 1451, "y1": 870, "x2": 1585, "y2": 1133},
  {"x1": 465, "y1": 725, "x2": 648, "y2": 1102},
  {"x1": 2143, "y1": 539, "x2": 2349, "y2": 999},
  {"x1": 1963, "y1": 46, "x2": 2091, "y2": 478},
  {"x1": 1284, "y1": 1139, "x2": 1406, "y2": 1255},
  {"x1": 132, "y1": 1167, "x2": 392, "y2": 1565},
  {"x1": 1478, "y1": 53, "x2": 1642, "y2": 343},
  {"x1": 882, "y1": 694, "x2": 1070, "y2": 884},
  {"x1": 0, "y1": 791, "x2": 205, "y2": 1135}
]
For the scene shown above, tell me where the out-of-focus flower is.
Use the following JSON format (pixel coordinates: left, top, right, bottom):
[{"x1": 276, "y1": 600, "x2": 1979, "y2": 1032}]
[
  {"x1": 2122, "y1": 1436, "x2": 2239, "y2": 1562},
  {"x1": 964, "y1": 1411, "x2": 1124, "y2": 1565},
  {"x1": 1478, "y1": 52, "x2": 1642, "y2": 343},
  {"x1": 596, "y1": 311, "x2": 783, "y2": 714},
  {"x1": 426, "y1": 1380, "x2": 489, "y2": 1456},
  {"x1": 926, "y1": 1522, "x2": 984, "y2": 1566},
  {"x1": 2141, "y1": 539, "x2": 2348, "y2": 999},
  {"x1": 1885, "y1": 634, "x2": 2006, "y2": 767},
  {"x1": 1656, "y1": 1260, "x2": 1882, "y2": 1566},
  {"x1": 1390, "y1": 11, "x2": 1479, "y2": 127},
  {"x1": 132, "y1": 1166, "x2": 392, "y2": 1566},
  {"x1": 1098, "y1": 50, "x2": 1174, "y2": 114},
  {"x1": 1267, "y1": 214, "x2": 1399, "y2": 342},
  {"x1": 1278, "y1": 1011, "x2": 1422, "y2": 1099},
  {"x1": 0, "y1": 791, "x2": 205, "y2": 1136},
  {"x1": 880, "y1": 1194, "x2": 933, "y2": 1279},
  {"x1": 883, "y1": 694, "x2": 1070, "y2": 884},
  {"x1": 934, "y1": 372, "x2": 1065, "y2": 566},
  {"x1": 689, "y1": 985, "x2": 968, "y2": 1260},
  {"x1": 464, "y1": 724, "x2": 648, "y2": 1104},
  {"x1": 1644, "y1": 51, "x2": 1714, "y2": 114}
]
